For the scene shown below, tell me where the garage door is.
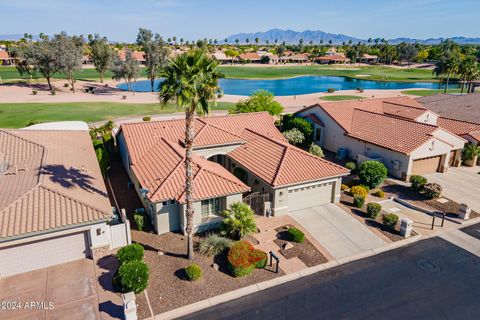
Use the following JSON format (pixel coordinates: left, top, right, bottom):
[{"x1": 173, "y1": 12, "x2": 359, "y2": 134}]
[
  {"x1": 411, "y1": 156, "x2": 441, "y2": 175},
  {"x1": 288, "y1": 182, "x2": 333, "y2": 212},
  {"x1": 0, "y1": 232, "x2": 89, "y2": 277}
]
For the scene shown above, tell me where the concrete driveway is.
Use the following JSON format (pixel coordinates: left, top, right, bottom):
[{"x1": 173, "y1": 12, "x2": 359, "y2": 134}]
[
  {"x1": 424, "y1": 166, "x2": 480, "y2": 212},
  {"x1": 289, "y1": 204, "x2": 385, "y2": 259},
  {"x1": 0, "y1": 258, "x2": 122, "y2": 320}
]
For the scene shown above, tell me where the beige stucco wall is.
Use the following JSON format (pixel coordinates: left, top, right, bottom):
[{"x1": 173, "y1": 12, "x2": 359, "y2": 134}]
[
  {"x1": 416, "y1": 111, "x2": 438, "y2": 125},
  {"x1": 194, "y1": 143, "x2": 242, "y2": 159}
]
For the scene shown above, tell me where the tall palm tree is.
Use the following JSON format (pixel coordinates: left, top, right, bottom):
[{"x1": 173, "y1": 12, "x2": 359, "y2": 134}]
[
  {"x1": 459, "y1": 56, "x2": 479, "y2": 93},
  {"x1": 159, "y1": 50, "x2": 223, "y2": 260},
  {"x1": 443, "y1": 56, "x2": 460, "y2": 93}
]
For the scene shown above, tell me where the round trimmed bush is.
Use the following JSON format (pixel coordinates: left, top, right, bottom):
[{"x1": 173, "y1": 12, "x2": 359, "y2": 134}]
[
  {"x1": 119, "y1": 260, "x2": 149, "y2": 293},
  {"x1": 422, "y1": 182, "x2": 442, "y2": 199},
  {"x1": 358, "y1": 161, "x2": 388, "y2": 188},
  {"x1": 353, "y1": 195, "x2": 365, "y2": 208},
  {"x1": 372, "y1": 189, "x2": 385, "y2": 198},
  {"x1": 288, "y1": 227, "x2": 305, "y2": 243},
  {"x1": 117, "y1": 243, "x2": 144, "y2": 265},
  {"x1": 185, "y1": 264, "x2": 202, "y2": 281},
  {"x1": 327, "y1": 88, "x2": 335, "y2": 93},
  {"x1": 228, "y1": 241, "x2": 255, "y2": 277},
  {"x1": 251, "y1": 249, "x2": 268, "y2": 269},
  {"x1": 350, "y1": 185, "x2": 368, "y2": 198},
  {"x1": 382, "y1": 214, "x2": 399, "y2": 230},
  {"x1": 142, "y1": 116, "x2": 151, "y2": 122},
  {"x1": 367, "y1": 202, "x2": 382, "y2": 219},
  {"x1": 32, "y1": 90, "x2": 38, "y2": 95},
  {"x1": 345, "y1": 161, "x2": 356, "y2": 171},
  {"x1": 410, "y1": 175, "x2": 427, "y2": 191}
]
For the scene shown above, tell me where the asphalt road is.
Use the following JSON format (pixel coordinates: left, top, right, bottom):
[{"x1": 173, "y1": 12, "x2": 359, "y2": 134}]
[
  {"x1": 461, "y1": 222, "x2": 480, "y2": 240},
  {"x1": 182, "y1": 237, "x2": 480, "y2": 320}
]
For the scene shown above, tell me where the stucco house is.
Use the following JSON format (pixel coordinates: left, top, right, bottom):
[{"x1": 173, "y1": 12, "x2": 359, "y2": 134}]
[
  {"x1": 0, "y1": 124, "x2": 127, "y2": 278},
  {"x1": 295, "y1": 97, "x2": 469, "y2": 180},
  {"x1": 117, "y1": 112, "x2": 349, "y2": 235}
]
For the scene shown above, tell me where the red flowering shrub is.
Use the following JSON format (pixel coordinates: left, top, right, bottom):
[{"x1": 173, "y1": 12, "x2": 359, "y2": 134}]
[
  {"x1": 227, "y1": 241, "x2": 267, "y2": 277},
  {"x1": 251, "y1": 249, "x2": 268, "y2": 269}
]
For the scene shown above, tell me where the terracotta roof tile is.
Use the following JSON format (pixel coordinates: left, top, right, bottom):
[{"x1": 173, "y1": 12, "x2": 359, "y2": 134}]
[{"x1": 437, "y1": 117, "x2": 480, "y2": 136}]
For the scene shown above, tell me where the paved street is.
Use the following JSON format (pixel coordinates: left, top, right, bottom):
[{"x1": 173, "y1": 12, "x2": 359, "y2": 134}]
[
  {"x1": 425, "y1": 166, "x2": 480, "y2": 212},
  {"x1": 290, "y1": 204, "x2": 385, "y2": 258},
  {"x1": 183, "y1": 237, "x2": 480, "y2": 320},
  {"x1": 461, "y1": 222, "x2": 480, "y2": 240}
]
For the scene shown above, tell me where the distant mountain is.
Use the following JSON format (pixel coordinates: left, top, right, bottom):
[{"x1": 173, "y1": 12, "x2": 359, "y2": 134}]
[{"x1": 224, "y1": 29, "x2": 480, "y2": 45}]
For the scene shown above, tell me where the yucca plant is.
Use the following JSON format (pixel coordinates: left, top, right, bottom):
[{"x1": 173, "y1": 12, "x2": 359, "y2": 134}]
[{"x1": 198, "y1": 233, "x2": 232, "y2": 256}]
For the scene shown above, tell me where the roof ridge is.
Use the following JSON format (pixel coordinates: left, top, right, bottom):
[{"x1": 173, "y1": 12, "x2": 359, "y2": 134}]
[
  {"x1": 351, "y1": 109, "x2": 439, "y2": 130},
  {"x1": 199, "y1": 121, "x2": 245, "y2": 140},
  {"x1": 440, "y1": 116, "x2": 480, "y2": 127},
  {"x1": 272, "y1": 147, "x2": 289, "y2": 185},
  {"x1": 382, "y1": 100, "x2": 427, "y2": 110},
  {"x1": 243, "y1": 128, "x2": 287, "y2": 146}
]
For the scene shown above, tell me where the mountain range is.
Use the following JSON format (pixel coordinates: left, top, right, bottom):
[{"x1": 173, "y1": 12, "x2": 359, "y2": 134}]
[{"x1": 225, "y1": 28, "x2": 480, "y2": 45}]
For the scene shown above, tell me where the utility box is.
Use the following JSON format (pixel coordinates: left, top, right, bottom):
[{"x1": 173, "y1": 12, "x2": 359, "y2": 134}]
[
  {"x1": 459, "y1": 204, "x2": 471, "y2": 220},
  {"x1": 122, "y1": 292, "x2": 137, "y2": 320},
  {"x1": 399, "y1": 218, "x2": 413, "y2": 237},
  {"x1": 264, "y1": 201, "x2": 272, "y2": 217}
]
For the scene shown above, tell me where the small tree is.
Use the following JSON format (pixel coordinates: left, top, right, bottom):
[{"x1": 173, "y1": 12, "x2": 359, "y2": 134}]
[
  {"x1": 232, "y1": 90, "x2": 284, "y2": 116},
  {"x1": 410, "y1": 175, "x2": 427, "y2": 191},
  {"x1": 357, "y1": 161, "x2": 387, "y2": 189},
  {"x1": 54, "y1": 32, "x2": 84, "y2": 93},
  {"x1": 88, "y1": 34, "x2": 114, "y2": 83},
  {"x1": 309, "y1": 143, "x2": 324, "y2": 157},
  {"x1": 367, "y1": 202, "x2": 382, "y2": 219},
  {"x1": 282, "y1": 114, "x2": 314, "y2": 146},
  {"x1": 283, "y1": 128, "x2": 305, "y2": 145},
  {"x1": 220, "y1": 202, "x2": 257, "y2": 240},
  {"x1": 111, "y1": 49, "x2": 139, "y2": 94},
  {"x1": 136, "y1": 28, "x2": 169, "y2": 92},
  {"x1": 119, "y1": 260, "x2": 149, "y2": 293}
]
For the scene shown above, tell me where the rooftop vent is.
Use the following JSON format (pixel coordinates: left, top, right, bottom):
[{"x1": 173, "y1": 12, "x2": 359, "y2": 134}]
[{"x1": 0, "y1": 153, "x2": 8, "y2": 174}]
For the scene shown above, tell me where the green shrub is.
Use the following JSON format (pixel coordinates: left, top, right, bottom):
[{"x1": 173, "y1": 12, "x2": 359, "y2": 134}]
[
  {"x1": 341, "y1": 184, "x2": 349, "y2": 191},
  {"x1": 282, "y1": 114, "x2": 314, "y2": 146},
  {"x1": 26, "y1": 119, "x2": 40, "y2": 127},
  {"x1": 345, "y1": 161, "x2": 356, "y2": 171},
  {"x1": 251, "y1": 249, "x2": 268, "y2": 269},
  {"x1": 50, "y1": 89, "x2": 56, "y2": 95},
  {"x1": 350, "y1": 185, "x2": 368, "y2": 198},
  {"x1": 288, "y1": 227, "x2": 305, "y2": 243},
  {"x1": 422, "y1": 182, "x2": 442, "y2": 199},
  {"x1": 353, "y1": 195, "x2": 365, "y2": 208},
  {"x1": 327, "y1": 88, "x2": 335, "y2": 93},
  {"x1": 93, "y1": 140, "x2": 109, "y2": 176},
  {"x1": 220, "y1": 202, "x2": 257, "y2": 240},
  {"x1": 372, "y1": 189, "x2": 385, "y2": 198},
  {"x1": 282, "y1": 128, "x2": 305, "y2": 145},
  {"x1": 382, "y1": 214, "x2": 399, "y2": 230},
  {"x1": 198, "y1": 233, "x2": 232, "y2": 256},
  {"x1": 122, "y1": 95, "x2": 127, "y2": 100},
  {"x1": 309, "y1": 143, "x2": 324, "y2": 157},
  {"x1": 367, "y1": 203, "x2": 382, "y2": 219},
  {"x1": 32, "y1": 89, "x2": 38, "y2": 95},
  {"x1": 185, "y1": 264, "x2": 202, "y2": 281},
  {"x1": 227, "y1": 241, "x2": 255, "y2": 277},
  {"x1": 64, "y1": 83, "x2": 69, "y2": 87},
  {"x1": 117, "y1": 243, "x2": 144, "y2": 265},
  {"x1": 119, "y1": 260, "x2": 149, "y2": 293},
  {"x1": 232, "y1": 90, "x2": 284, "y2": 116},
  {"x1": 358, "y1": 161, "x2": 388, "y2": 188},
  {"x1": 142, "y1": 116, "x2": 151, "y2": 121},
  {"x1": 134, "y1": 213, "x2": 145, "y2": 231},
  {"x1": 410, "y1": 175, "x2": 427, "y2": 191},
  {"x1": 345, "y1": 179, "x2": 361, "y2": 188}
]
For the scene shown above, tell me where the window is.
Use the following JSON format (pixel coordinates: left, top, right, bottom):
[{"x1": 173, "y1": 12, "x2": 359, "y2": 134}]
[
  {"x1": 201, "y1": 198, "x2": 221, "y2": 217},
  {"x1": 315, "y1": 128, "x2": 322, "y2": 141},
  {"x1": 170, "y1": 200, "x2": 175, "y2": 205}
]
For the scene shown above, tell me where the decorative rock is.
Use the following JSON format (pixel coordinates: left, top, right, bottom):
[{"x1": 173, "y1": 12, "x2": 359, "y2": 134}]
[
  {"x1": 157, "y1": 250, "x2": 164, "y2": 256},
  {"x1": 212, "y1": 263, "x2": 219, "y2": 271},
  {"x1": 283, "y1": 242, "x2": 294, "y2": 250}
]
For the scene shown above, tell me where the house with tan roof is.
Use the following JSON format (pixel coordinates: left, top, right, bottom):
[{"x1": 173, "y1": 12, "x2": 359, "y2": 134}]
[
  {"x1": 238, "y1": 52, "x2": 261, "y2": 63},
  {"x1": 0, "y1": 124, "x2": 129, "y2": 278},
  {"x1": 117, "y1": 112, "x2": 349, "y2": 234},
  {"x1": 295, "y1": 97, "x2": 468, "y2": 180}
]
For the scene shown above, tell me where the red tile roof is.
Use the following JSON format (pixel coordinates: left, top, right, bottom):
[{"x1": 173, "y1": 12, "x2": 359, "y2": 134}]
[
  {"x1": 228, "y1": 130, "x2": 349, "y2": 187},
  {"x1": 120, "y1": 112, "x2": 346, "y2": 197},
  {"x1": 239, "y1": 53, "x2": 261, "y2": 60},
  {"x1": 0, "y1": 51, "x2": 11, "y2": 60},
  {"x1": 0, "y1": 130, "x2": 112, "y2": 240},
  {"x1": 437, "y1": 117, "x2": 480, "y2": 136}
]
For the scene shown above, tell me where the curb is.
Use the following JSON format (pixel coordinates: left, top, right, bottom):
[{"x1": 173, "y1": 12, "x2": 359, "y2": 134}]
[
  {"x1": 153, "y1": 234, "x2": 422, "y2": 320},
  {"x1": 392, "y1": 197, "x2": 466, "y2": 225}
]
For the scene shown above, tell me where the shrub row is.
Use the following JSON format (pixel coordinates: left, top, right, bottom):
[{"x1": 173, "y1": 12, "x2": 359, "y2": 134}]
[
  {"x1": 409, "y1": 175, "x2": 442, "y2": 199},
  {"x1": 116, "y1": 244, "x2": 149, "y2": 294}
]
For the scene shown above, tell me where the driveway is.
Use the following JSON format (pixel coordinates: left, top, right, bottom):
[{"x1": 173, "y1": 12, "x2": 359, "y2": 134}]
[
  {"x1": 0, "y1": 258, "x2": 122, "y2": 320},
  {"x1": 289, "y1": 204, "x2": 385, "y2": 259},
  {"x1": 424, "y1": 166, "x2": 480, "y2": 212}
]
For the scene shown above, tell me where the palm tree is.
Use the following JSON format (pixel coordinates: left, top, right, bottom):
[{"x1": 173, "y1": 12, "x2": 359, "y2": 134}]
[
  {"x1": 159, "y1": 50, "x2": 223, "y2": 260},
  {"x1": 443, "y1": 56, "x2": 460, "y2": 93},
  {"x1": 459, "y1": 56, "x2": 479, "y2": 93}
]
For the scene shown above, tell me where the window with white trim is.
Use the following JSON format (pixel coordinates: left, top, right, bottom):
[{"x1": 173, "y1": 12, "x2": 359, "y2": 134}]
[{"x1": 201, "y1": 197, "x2": 221, "y2": 217}]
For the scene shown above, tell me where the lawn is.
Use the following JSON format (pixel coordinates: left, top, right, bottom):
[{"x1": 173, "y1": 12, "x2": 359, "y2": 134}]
[
  {"x1": 0, "y1": 101, "x2": 234, "y2": 128},
  {"x1": 400, "y1": 88, "x2": 462, "y2": 96},
  {"x1": 320, "y1": 95, "x2": 365, "y2": 101},
  {"x1": 218, "y1": 65, "x2": 441, "y2": 82},
  {"x1": 1, "y1": 64, "x2": 442, "y2": 83}
]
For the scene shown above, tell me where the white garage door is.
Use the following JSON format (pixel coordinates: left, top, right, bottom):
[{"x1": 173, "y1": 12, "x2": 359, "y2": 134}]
[
  {"x1": 0, "y1": 232, "x2": 89, "y2": 277},
  {"x1": 288, "y1": 182, "x2": 333, "y2": 212}
]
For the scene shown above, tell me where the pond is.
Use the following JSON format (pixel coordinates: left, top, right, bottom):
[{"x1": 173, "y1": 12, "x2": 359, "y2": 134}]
[{"x1": 117, "y1": 75, "x2": 453, "y2": 96}]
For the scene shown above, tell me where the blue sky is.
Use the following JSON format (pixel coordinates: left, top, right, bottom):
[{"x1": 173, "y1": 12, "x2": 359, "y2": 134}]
[{"x1": 1, "y1": 0, "x2": 479, "y2": 41}]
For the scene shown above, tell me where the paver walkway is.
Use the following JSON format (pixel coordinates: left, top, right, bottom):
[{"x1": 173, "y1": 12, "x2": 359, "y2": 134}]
[
  {"x1": 290, "y1": 204, "x2": 385, "y2": 259},
  {"x1": 425, "y1": 166, "x2": 480, "y2": 213}
]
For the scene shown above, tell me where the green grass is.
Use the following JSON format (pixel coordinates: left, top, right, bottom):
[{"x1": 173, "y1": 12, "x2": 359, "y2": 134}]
[
  {"x1": 1, "y1": 65, "x2": 442, "y2": 83},
  {"x1": 320, "y1": 95, "x2": 365, "y2": 101},
  {"x1": 0, "y1": 101, "x2": 234, "y2": 128},
  {"x1": 400, "y1": 89, "x2": 462, "y2": 96},
  {"x1": 218, "y1": 65, "x2": 441, "y2": 82}
]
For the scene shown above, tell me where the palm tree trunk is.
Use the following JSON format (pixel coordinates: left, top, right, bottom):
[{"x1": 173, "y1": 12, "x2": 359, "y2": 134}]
[
  {"x1": 150, "y1": 77, "x2": 155, "y2": 92},
  {"x1": 184, "y1": 108, "x2": 195, "y2": 260},
  {"x1": 461, "y1": 75, "x2": 466, "y2": 93},
  {"x1": 444, "y1": 73, "x2": 450, "y2": 93}
]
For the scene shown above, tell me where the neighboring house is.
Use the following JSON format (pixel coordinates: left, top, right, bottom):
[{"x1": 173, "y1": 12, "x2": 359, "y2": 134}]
[
  {"x1": 238, "y1": 52, "x2": 261, "y2": 63},
  {"x1": 0, "y1": 50, "x2": 14, "y2": 65},
  {"x1": 212, "y1": 51, "x2": 234, "y2": 64},
  {"x1": 117, "y1": 49, "x2": 146, "y2": 64},
  {"x1": 416, "y1": 94, "x2": 480, "y2": 124},
  {"x1": 0, "y1": 123, "x2": 129, "y2": 278},
  {"x1": 315, "y1": 53, "x2": 349, "y2": 64},
  {"x1": 282, "y1": 53, "x2": 309, "y2": 63},
  {"x1": 295, "y1": 97, "x2": 468, "y2": 180},
  {"x1": 117, "y1": 112, "x2": 348, "y2": 235},
  {"x1": 361, "y1": 53, "x2": 378, "y2": 64}
]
